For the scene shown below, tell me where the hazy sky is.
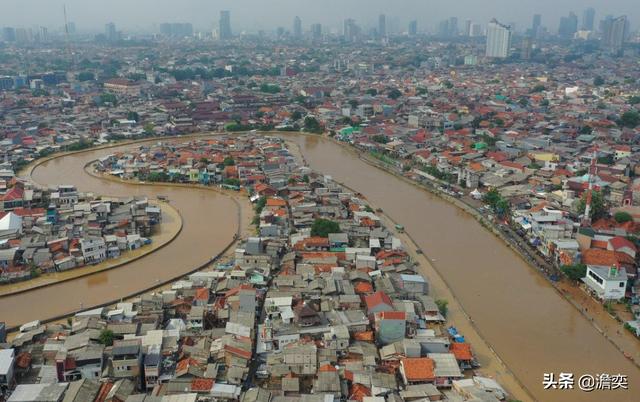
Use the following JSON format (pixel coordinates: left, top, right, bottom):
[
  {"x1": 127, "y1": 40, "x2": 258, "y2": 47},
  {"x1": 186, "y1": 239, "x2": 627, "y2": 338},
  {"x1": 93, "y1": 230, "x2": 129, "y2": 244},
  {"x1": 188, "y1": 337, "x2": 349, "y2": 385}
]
[{"x1": 0, "y1": 0, "x2": 636, "y2": 33}]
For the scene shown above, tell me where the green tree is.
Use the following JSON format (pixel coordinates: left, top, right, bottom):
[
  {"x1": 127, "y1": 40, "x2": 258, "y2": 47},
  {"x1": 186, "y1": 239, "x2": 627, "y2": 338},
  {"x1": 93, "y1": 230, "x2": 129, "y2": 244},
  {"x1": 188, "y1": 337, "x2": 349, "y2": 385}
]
[
  {"x1": 77, "y1": 71, "x2": 95, "y2": 81},
  {"x1": 143, "y1": 122, "x2": 155, "y2": 135},
  {"x1": 619, "y1": 110, "x2": 640, "y2": 128},
  {"x1": 254, "y1": 196, "x2": 267, "y2": 214},
  {"x1": 366, "y1": 88, "x2": 377, "y2": 96},
  {"x1": 577, "y1": 190, "x2": 606, "y2": 220},
  {"x1": 435, "y1": 299, "x2": 448, "y2": 317},
  {"x1": 291, "y1": 110, "x2": 303, "y2": 120},
  {"x1": 127, "y1": 111, "x2": 140, "y2": 122},
  {"x1": 594, "y1": 76, "x2": 605, "y2": 86},
  {"x1": 614, "y1": 211, "x2": 633, "y2": 223},
  {"x1": 311, "y1": 218, "x2": 340, "y2": 237},
  {"x1": 223, "y1": 157, "x2": 235, "y2": 166},
  {"x1": 628, "y1": 96, "x2": 640, "y2": 105},
  {"x1": 304, "y1": 116, "x2": 322, "y2": 133},
  {"x1": 387, "y1": 88, "x2": 402, "y2": 100},
  {"x1": 560, "y1": 263, "x2": 587, "y2": 281},
  {"x1": 372, "y1": 135, "x2": 389, "y2": 144},
  {"x1": 99, "y1": 329, "x2": 115, "y2": 346}
]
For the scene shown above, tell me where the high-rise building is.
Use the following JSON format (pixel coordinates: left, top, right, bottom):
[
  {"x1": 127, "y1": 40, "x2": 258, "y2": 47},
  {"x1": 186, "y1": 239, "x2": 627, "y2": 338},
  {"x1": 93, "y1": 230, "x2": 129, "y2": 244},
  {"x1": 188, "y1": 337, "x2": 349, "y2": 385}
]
[
  {"x1": 15, "y1": 28, "x2": 31, "y2": 44},
  {"x1": 464, "y1": 20, "x2": 472, "y2": 36},
  {"x1": 105, "y1": 22, "x2": 117, "y2": 41},
  {"x1": 521, "y1": 37, "x2": 533, "y2": 60},
  {"x1": 343, "y1": 18, "x2": 358, "y2": 42},
  {"x1": 602, "y1": 15, "x2": 628, "y2": 54},
  {"x1": 2, "y1": 27, "x2": 16, "y2": 42},
  {"x1": 470, "y1": 23, "x2": 483, "y2": 37},
  {"x1": 66, "y1": 22, "x2": 76, "y2": 35},
  {"x1": 582, "y1": 8, "x2": 596, "y2": 31},
  {"x1": 311, "y1": 23, "x2": 322, "y2": 41},
  {"x1": 438, "y1": 19, "x2": 450, "y2": 37},
  {"x1": 293, "y1": 16, "x2": 302, "y2": 38},
  {"x1": 449, "y1": 17, "x2": 458, "y2": 37},
  {"x1": 558, "y1": 12, "x2": 578, "y2": 38},
  {"x1": 408, "y1": 20, "x2": 417, "y2": 36},
  {"x1": 532, "y1": 14, "x2": 541, "y2": 38},
  {"x1": 38, "y1": 26, "x2": 48, "y2": 42},
  {"x1": 378, "y1": 14, "x2": 387, "y2": 38},
  {"x1": 219, "y1": 10, "x2": 232, "y2": 40},
  {"x1": 486, "y1": 19, "x2": 511, "y2": 58}
]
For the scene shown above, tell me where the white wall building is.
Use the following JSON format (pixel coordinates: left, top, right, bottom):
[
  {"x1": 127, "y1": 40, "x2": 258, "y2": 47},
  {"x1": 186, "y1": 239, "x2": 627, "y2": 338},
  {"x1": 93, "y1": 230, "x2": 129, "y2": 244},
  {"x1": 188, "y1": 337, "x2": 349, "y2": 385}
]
[
  {"x1": 486, "y1": 19, "x2": 511, "y2": 58},
  {"x1": 582, "y1": 265, "x2": 627, "y2": 301}
]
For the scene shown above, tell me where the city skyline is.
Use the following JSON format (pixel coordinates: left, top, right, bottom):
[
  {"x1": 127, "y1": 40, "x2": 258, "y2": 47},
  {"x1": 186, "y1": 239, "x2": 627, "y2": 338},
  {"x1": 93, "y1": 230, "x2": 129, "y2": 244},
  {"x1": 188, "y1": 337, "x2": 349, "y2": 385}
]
[{"x1": 0, "y1": 0, "x2": 637, "y2": 34}]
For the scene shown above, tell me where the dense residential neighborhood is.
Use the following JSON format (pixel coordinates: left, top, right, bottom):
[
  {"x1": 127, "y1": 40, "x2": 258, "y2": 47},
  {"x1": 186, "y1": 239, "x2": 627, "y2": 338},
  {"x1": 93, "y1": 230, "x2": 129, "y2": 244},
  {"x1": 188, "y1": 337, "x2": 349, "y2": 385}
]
[
  {"x1": 1, "y1": 4, "x2": 640, "y2": 401},
  {"x1": 0, "y1": 182, "x2": 160, "y2": 285},
  {"x1": 0, "y1": 138, "x2": 509, "y2": 401}
]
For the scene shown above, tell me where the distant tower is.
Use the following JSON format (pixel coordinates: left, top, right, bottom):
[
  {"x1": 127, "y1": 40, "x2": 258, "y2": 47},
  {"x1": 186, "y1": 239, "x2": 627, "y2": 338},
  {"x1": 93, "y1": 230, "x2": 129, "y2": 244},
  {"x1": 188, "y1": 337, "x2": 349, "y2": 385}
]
[
  {"x1": 378, "y1": 14, "x2": 387, "y2": 38},
  {"x1": 408, "y1": 20, "x2": 417, "y2": 36},
  {"x1": 219, "y1": 10, "x2": 232, "y2": 40},
  {"x1": 531, "y1": 14, "x2": 541, "y2": 38},
  {"x1": 582, "y1": 7, "x2": 595, "y2": 31},
  {"x1": 293, "y1": 16, "x2": 302, "y2": 38},
  {"x1": 602, "y1": 15, "x2": 628, "y2": 55}
]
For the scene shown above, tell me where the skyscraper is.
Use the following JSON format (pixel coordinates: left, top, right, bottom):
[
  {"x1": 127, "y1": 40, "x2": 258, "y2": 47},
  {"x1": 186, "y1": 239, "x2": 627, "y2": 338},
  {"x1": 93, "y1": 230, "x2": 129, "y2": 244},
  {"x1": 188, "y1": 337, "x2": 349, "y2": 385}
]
[
  {"x1": 486, "y1": 19, "x2": 512, "y2": 58},
  {"x1": 531, "y1": 14, "x2": 541, "y2": 38},
  {"x1": 558, "y1": 12, "x2": 578, "y2": 38},
  {"x1": 582, "y1": 8, "x2": 596, "y2": 31},
  {"x1": 219, "y1": 10, "x2": 232, "y2": 40},
  {"x1": 602, "y1": 15, "x2": 628, "y2": 55},
  {"x1": 343, "y1": 18, "x2": 358, "y2": 42},
  {"x1": 105, "y1": 22, "x2": 117, "y2": 42},
  {"x1": 378, "y1": 14, "x2": 387, "y2": 38},
  {"x1": 408, "y1": 20, "x2": 417, "y2": 36},
  {"x1": 293, "y1": 16, "x2": 302, "y2": 38},
  {"x1": 311, "y1": 23, "x2": 322, "y2": 41},
  {"x1": 521, "y1": 37, "x2": 533, "y2": 60},
  {"x1": 449, "y1": 17, "x2": 458, "y2": 37},
  {"x1": 2, "y1": 27, "x2": 16, "y2": 42}
]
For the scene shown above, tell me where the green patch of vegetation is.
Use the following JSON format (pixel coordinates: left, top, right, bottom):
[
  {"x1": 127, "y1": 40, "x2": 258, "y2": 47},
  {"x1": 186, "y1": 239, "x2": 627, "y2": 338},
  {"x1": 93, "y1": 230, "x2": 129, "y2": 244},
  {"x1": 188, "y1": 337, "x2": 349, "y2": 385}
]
[
  {"x1": 614, "y1": 211, "x2": 633, "y2": 223},
  {"x1": 577, "y1": 190, "x2": 606, "y2": 220},
  {"x1": 483, "y1": 188, "x2": 510, "y2": 217},
  {"x1": 99, "y1": 329, "x2": 115, "y2": 346},
  {"x1": 259, "y1": 83, "x2": 281, "y2": 93},
  {"x1": 435, "y1": 299, "x2": 448, "y2": 317},
  {"x1": 311, "y1": 218, "x2": 340, "y2": 238},
  {"x1": 560, "y1": 263, "x2": 587, "y2": 281}
]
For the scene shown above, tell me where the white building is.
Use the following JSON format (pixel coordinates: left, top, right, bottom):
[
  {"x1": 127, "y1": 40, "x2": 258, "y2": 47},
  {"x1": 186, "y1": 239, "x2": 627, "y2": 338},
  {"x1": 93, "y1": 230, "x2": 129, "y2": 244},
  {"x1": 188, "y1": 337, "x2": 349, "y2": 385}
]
[
  {"x1": 0, "y1": 348, "x2": 15, "y2": 389},
  {"x1": 486, "y1": 19, "x2": 511, "y2": 58},
  {"x1": 582, "y1": 265, "x2": 627, "y2": 301},
  {"x1": 79, "y1": 237, "x2": 106, "y2": 264}
]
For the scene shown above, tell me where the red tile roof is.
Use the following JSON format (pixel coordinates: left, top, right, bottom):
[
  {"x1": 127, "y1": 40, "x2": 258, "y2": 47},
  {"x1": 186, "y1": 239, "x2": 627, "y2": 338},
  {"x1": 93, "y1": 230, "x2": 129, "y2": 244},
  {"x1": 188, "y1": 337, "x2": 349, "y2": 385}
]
[
  {"x1": 363, "y1": 290, "x2": 393, "y2": 311},
  {"x1": 401, "y1": 357, "x2": 435, "y2": 382},
  {"x1": 450, "y1": 342, "x2": 473, "y2": 361}
]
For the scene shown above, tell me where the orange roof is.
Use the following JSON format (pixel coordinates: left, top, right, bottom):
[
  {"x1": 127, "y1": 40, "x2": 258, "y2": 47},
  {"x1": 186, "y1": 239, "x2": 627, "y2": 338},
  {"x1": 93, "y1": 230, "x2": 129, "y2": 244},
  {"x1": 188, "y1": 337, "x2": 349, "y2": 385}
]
[
  {"x1": 319, "y1": 363, "x2": 338, "y2": 372},
  {"x1": 224, "y1": 345, "x2": 252, "y2": 360},
  {"x1": 376, "y1": 311, "x2": 406, "y2": 320},
  {"x1": 191, "y1": 378, "x2": 214, "y2": 392},
  {"x1": 363, "y1": 290, "x2": 393, "y2": 311},
  {"x1": 194, "y1": 288, "x2": 209, "y2": 301},
  {"x1": 350, "y1": 383, "x2": 371, "y2": 401},
  {"x1": 401, "y1": 357, "x2": 435, "y2": 382},
  {"x1": 266, "y1": 197, "x2": 287, "y2": 207},
  {"x1": 450, "y1": 342, "x2": 473, "y2": 361},
  {"x1": 352, "y1": 331, "x2": 374, "y2": 342},
  {"x1": 581, "y1": 248, "x2": 635, "y2": 266},
  {"x1": 354, "y1": 282, "x2": 374, "y2": 294}
]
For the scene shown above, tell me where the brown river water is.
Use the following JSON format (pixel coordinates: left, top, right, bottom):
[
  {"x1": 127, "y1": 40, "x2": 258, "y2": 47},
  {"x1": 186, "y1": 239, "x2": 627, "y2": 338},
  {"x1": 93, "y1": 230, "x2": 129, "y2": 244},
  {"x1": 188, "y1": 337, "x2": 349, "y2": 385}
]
[{"x1": 2, "y1": 134, "x2": 638, "y2": 401}]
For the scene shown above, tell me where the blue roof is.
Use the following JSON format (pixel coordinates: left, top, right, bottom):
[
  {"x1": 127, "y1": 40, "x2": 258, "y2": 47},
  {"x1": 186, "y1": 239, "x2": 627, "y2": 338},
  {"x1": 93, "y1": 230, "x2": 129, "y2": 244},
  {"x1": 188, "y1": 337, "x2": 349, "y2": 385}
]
[{"x1": 400, "y1": 274, "x2": 426, "y2": 283}]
